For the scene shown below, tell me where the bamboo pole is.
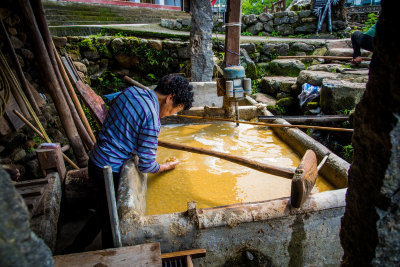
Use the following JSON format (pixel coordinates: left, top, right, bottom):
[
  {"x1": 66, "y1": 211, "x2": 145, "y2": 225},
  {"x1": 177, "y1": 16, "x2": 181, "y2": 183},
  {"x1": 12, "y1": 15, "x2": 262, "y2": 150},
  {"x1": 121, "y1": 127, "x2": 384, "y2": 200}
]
[
  {"x1": 31, "y1": 0, "x2": 94, "y2": 151},
  {"x1": 54, "y1": 46, "x2": 96, "y2": 143},
  {"x1": 177, "y1": 114, "x2": 354, "y2": 132},
  {"x1": 17, "y1": 0, "x2": 88, "y2": 167},
  {"x1": 13, "y1": 109, "x2": 79, "y2": 169},
  {"x1": 277, "y1": 55, "x2": 371, "y2": 61},
  {"x1": 158, "y1": 140, "x2": 295, "y2": 179}
]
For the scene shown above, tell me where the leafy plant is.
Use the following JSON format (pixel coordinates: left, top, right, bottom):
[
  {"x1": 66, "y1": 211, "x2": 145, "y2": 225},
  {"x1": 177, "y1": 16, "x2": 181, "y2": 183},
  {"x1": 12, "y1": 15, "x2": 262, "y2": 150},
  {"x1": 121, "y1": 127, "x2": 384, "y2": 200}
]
[
  {"x1": 271, "y1": 31, "x2": 280, "y2": 37},
  {"x1": 363, "y1": 13, "x2": 378, "y2": 32},
  {"x1": 241, "y1": 31, "x2": 252, "y2": 36},
  {"x1": 340, "y1": 144, "x2": 354, "y2": 163},
  {"x1": 83, "y1": 106, "x2": 100, "y2": 132}
]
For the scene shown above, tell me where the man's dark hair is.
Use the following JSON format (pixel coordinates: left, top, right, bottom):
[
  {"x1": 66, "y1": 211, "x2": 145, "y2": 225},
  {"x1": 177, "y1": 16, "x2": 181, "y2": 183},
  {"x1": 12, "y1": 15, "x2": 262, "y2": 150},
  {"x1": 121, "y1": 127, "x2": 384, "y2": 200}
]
[{"x1": 154, "y1": 74, "x2": 194, "y2": 110}]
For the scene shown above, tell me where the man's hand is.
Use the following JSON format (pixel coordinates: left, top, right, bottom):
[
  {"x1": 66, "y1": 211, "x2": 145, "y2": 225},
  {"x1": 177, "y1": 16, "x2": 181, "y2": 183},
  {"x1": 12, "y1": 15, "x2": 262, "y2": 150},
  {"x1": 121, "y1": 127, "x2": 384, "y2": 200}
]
[
  {"x1": 156, "y1": 158, "x2": 180, "y2": 173},
  {"x1": 351, "y1": 56, "x2": 362, "y2": 64}
]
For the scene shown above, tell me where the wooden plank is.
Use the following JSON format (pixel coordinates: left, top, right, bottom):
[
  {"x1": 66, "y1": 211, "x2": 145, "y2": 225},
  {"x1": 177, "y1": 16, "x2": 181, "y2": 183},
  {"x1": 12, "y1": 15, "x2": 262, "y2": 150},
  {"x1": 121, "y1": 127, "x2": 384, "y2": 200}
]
[
  {"x1": 75, "y1": 80, "x2": 108, "y2": 125},
  {"x1": 53, "y1": 243, "x2": 162, "y2": 267},
  {"x1": 161, "y1": 249, "x2": 206, "y2": 259},
  {"x1": 258, "y1": 115, "x2": 349, "y2": 124},
  {"x1": 17, "y1": 185, "x2": 44, "y2": 198},
  {"x1": 290, "y1": 150, "x2": 318, "y2": 208},
  {"x1": 14, "y1": 177, "x2": 49, "y2": 188},
  {"x1": 36, "y1": 143, "x2": 66, "y2": 181}
]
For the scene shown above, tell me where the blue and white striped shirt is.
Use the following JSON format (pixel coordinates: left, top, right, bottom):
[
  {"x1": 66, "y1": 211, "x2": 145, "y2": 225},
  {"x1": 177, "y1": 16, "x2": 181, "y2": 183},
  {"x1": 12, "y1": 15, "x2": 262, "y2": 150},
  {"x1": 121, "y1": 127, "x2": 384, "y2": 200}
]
[{"x1": 90, "y1": 86, "x2": 161, "y2": 173}]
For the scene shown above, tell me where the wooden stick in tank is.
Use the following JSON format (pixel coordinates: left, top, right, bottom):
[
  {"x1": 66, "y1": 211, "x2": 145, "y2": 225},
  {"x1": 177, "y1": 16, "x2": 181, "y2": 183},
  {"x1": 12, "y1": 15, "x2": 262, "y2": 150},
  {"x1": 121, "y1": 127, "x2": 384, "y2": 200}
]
[
  {"x1": 177, "y1": 114, "x2": 354, "y2": 132},
  {"x1": 157, "y1": 140, "x2": 295, "y2": 179}
]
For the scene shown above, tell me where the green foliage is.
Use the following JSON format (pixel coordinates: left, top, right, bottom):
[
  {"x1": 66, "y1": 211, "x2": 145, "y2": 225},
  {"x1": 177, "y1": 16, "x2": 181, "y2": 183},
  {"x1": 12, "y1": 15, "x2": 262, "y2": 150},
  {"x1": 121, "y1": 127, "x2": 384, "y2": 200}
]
[
  {"x1": 271, "y1": 31, "x2": 280, "y2": 37},
  {"x1": 251, "y1": 79, "x2": 260, "y2": 94},
  {"x1": 241, "y1": 31, "x2": 252, "y2": 36},
  {"x1": 95, "y1": 71, "x2": 124, "y2": 94},
  {"x1": 363, "y1": 13, "x2": 378, "y2": 32},
  {"x1": 83, "y1": 106, "x2": 100, "y2": 133},
  {"x1": 337, "y1": 143, "x2": 354, "y2": 163},
  {"x1": 242, "y1": 0, "x2": 268, "y2": 15},
  {"x1": 114, "y1": 32, "x2": 128, "y2": 37},
  {"x1": 242, "y1": 0, "x2": 293, "y2": 15}
]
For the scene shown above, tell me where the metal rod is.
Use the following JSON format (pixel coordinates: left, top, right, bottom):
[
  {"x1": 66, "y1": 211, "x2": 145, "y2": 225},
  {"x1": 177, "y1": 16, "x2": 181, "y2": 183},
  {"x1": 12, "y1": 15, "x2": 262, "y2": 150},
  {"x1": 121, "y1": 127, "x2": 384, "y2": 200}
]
[
  {"x1": 103, "y1": 165, "x2": 122, "y2": 248},
  {"x1": 177, "y1": 114, "x2": 354, "y2": 132}
]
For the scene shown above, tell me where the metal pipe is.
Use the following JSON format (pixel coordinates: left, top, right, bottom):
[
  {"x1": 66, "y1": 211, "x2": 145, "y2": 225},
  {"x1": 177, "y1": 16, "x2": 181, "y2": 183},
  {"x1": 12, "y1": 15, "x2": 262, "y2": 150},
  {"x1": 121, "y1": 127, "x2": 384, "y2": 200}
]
[{"x1": 103, "y1": 165, "x2": 122, "y2": 248}]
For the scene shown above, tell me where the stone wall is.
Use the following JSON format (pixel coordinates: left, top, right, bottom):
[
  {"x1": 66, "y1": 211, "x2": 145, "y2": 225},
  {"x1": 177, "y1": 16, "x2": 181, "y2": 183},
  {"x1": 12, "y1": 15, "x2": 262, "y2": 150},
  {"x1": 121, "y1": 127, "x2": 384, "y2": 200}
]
[
  {"x1": 162, "y1": 10, "x2": 347, "y2": 36},
  {"x1": 54, "y1": 35, "x2": 191, "y2": 92}
]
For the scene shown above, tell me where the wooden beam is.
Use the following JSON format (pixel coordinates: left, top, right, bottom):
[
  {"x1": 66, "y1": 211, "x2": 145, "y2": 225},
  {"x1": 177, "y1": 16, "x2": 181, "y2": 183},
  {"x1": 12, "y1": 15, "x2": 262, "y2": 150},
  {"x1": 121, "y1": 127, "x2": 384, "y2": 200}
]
[
  {"x1": 258, "y1": 115, "x2": 349, "y2": 124},
  {"x1": 161, "y1": 249, "x2": 206, "y2": 259},
  {"x1": 158, "y1": 140, "x2": 295, "y2": 179},
  {"x1": 53, "y1": 243, "x2": 162, "y2": 267}
]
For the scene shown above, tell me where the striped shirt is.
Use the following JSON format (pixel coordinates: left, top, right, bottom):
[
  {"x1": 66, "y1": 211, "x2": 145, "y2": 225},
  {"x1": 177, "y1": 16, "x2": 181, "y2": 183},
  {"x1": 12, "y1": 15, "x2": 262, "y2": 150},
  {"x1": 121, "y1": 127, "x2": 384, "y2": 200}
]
[{"x1": 90, "y1": 86, "x2": 161, "y2": 173}]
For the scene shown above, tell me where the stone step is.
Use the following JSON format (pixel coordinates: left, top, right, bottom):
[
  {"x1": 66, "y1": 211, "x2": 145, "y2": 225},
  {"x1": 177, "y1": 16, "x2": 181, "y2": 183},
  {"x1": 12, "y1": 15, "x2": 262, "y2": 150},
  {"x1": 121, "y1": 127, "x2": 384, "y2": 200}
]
[
  {"x1": 268, "y1": 59, "x2": 305, "y2": 77},
  {"x1": 43, "y1": 0, "x2": 189, "y2": 26},
  {"x1": 325, "y1": 48, "x2": 354, "y2": 58},
  {"x1": 326, "y1": 39, "x2": 352, "y2": 50},
  {"x1": 260, "y1": 76, "x2": 297, "y2": 96}
]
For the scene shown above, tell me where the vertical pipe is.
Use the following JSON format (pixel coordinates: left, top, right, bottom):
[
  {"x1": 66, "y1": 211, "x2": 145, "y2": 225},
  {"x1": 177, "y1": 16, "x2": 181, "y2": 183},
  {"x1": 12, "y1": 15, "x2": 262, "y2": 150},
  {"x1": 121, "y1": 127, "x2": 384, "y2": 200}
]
[{"x1": 103, "y1": 166, "x2": 122, "y2": 248}]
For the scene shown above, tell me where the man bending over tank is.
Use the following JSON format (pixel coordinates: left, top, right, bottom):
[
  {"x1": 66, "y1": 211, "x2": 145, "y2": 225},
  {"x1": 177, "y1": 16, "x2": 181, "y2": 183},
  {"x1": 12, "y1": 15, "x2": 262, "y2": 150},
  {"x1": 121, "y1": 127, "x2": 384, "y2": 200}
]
[{"x1": 65, "y1": 74, "x2": 194, "y2": 253}]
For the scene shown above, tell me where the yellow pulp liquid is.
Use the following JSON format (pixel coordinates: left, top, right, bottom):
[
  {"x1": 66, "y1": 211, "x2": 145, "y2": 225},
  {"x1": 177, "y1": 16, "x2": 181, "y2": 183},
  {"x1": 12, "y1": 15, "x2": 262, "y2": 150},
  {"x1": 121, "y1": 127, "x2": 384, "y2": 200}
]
[{"x1": 146, "y1": 123, "x2": 335, "y2": 215}]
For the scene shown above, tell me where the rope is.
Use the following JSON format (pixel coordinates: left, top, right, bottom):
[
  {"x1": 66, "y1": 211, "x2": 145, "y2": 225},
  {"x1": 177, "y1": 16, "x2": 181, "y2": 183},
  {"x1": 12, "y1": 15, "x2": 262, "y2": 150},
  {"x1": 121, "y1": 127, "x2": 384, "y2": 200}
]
[{"x1": 0, "y1": 51, "x2": 50, "y2": 141}]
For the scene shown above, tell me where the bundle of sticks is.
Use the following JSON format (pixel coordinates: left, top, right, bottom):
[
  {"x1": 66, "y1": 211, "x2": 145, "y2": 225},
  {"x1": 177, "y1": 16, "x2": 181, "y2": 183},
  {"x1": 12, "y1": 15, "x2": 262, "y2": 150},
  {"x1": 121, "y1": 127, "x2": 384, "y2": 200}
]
[{"x1": 0, "y1": 0, "x2": 102, "y2": 168}]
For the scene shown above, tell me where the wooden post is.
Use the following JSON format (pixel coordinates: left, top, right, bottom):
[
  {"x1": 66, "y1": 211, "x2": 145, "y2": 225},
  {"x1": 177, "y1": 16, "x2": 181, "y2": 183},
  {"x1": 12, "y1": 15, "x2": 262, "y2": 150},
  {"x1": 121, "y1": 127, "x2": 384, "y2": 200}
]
[
  {"x1": 223, "y1": 0, "x2": 242, "y2": 119},
  {"x1": 36, "y1": 143, "x2": 66, "y2": 182},
  {"x1": 17, "y1": 0, "x2": 88, "y2": 167},
  {"x1": 224, "y1": 0, "x2": 242, "y2": 67},
  {"x1": 103, "y1": 166, "x2": 122, "y2": 248},
  {"x1": 31, "y1": 0, "x2": 94, "y2": 151}
]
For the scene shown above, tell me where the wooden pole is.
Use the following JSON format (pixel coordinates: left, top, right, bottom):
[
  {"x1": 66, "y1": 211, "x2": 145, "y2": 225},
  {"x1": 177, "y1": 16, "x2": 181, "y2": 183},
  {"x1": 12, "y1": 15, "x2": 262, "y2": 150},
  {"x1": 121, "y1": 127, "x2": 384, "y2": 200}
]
[
  {"x1": 123, "y1": 76, "x2": 150, "y2": 90},
  {"x1": 0, "y1": 18, "x2": 41, "y2": 115},
  {"x1": 13, "y1": 109, "x2": 79, "y2": 169},
  {"x1": 17, "y1": 0, "x2": 88, "y2": 167},
  {"x1": 103, "y1": 166, "x2": 122, "y2": 248},
  {"x1": 54, "y1": 46, "x2": 96, "y2": 143},
  {"x1": 223, "y1": 0, "x2": 242, "y2": 119},
  {"x1": 31, "y1": 0, "x2": 94, "y2": 151},
  {"x1": 277, "y1": 55, "x2": 371, "y2": 61},
  {"x1": 224, "y1": 0, "x2": 242, "y2": 67},
  {"x1": 177, "y1": 114, "x2": 354, "y2": 132},
  {"x1": 158, "y1": 140, "x2": 295, "y2": 179}
]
